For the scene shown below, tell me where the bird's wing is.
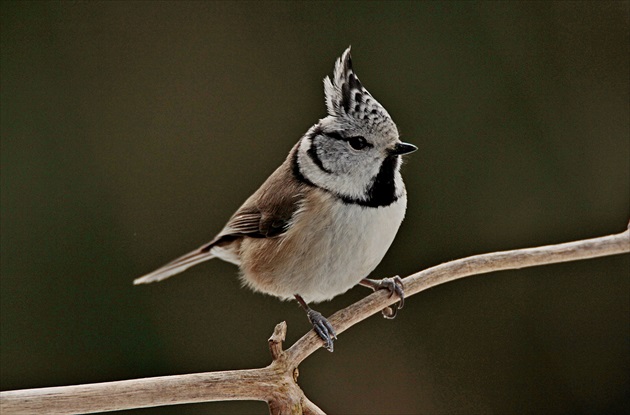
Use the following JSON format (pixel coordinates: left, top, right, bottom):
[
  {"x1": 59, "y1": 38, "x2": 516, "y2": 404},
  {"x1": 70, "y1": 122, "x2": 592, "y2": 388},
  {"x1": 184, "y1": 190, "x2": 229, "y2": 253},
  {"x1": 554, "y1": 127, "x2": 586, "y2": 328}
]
[
  {"x1": 134, "y1": 146, "x2": 304, "y2": 285},
  {"x1": 210, "y1": 150, "x2": 304, "y2": 243}
]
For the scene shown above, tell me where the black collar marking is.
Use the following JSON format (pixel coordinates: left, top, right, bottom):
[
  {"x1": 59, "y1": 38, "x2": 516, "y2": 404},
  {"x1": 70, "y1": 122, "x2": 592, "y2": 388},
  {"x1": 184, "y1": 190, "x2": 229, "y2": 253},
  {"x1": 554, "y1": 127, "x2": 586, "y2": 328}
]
[{"x1": 292, "y1": 141, "x2": 400, "y2": 208}]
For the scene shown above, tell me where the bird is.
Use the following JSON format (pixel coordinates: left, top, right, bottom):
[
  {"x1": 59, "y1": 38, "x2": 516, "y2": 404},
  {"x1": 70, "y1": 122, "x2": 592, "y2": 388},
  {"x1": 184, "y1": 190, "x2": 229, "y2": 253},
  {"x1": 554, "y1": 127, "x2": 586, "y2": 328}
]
[{"x1": 134, "y1": 47, "x2": 417, "y2": 352}]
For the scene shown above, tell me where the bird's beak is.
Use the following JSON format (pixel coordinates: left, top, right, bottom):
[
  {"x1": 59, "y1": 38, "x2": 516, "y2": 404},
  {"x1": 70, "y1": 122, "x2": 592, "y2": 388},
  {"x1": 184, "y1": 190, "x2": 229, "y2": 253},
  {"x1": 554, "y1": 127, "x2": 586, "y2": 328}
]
[{"x1": 389, "y1": 142, "x2": 418, "y2": 156}]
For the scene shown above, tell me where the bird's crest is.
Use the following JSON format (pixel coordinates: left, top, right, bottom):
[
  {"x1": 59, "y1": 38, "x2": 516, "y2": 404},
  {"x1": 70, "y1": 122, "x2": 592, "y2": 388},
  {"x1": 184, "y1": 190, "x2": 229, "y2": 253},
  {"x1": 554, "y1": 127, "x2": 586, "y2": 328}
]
[{"x1": 323, "y1": 47, "x2": 392, "y2": 129}]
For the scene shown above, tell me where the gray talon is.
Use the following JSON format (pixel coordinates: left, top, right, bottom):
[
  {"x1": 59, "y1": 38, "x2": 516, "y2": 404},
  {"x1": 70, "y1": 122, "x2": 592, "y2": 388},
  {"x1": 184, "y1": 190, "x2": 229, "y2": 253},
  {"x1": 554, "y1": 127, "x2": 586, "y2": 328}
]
[
  {"x1": 307, "y1": 309, "x2": 337, "y2": 352},
  {"x1": 361, "y1": 276, "x2": 405, "y2": 318}
]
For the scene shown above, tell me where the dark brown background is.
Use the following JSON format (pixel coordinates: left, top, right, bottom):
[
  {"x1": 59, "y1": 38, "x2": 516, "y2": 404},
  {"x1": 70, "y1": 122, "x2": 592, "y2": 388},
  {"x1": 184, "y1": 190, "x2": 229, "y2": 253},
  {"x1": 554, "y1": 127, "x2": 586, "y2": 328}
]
[{"x1": 1, "y1": 2, "x2": 628, "y2": 414}]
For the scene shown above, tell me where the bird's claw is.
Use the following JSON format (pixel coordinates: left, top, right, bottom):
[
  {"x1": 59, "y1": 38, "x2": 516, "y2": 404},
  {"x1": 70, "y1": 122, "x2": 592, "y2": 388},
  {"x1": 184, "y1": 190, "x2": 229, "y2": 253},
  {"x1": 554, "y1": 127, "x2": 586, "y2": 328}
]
[
  {"x1": 374, "y1": 276, "x2": 405, "y2": 319},
  {"x1": 307, "y1": 309, "x2": 337, "y2": 352}
]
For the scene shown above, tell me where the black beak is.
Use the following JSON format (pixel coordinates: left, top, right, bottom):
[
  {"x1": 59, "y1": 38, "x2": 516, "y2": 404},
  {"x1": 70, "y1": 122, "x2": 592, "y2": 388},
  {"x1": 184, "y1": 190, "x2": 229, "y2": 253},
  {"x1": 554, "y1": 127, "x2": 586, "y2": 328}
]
[{"x1": 389, "y1": 142, "x2": 418, "y2": 156}]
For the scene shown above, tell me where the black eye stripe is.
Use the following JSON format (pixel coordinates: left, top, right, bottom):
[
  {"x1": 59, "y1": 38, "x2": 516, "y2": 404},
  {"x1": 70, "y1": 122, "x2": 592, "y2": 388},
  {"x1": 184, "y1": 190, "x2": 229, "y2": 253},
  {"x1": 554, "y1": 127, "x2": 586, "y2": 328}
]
[
  {"x1": 323, "y1": 131, "x2": 373, "y2": 149},
  {"x1": 324, "y1": 131, "x2": 345, "y2": 141}
]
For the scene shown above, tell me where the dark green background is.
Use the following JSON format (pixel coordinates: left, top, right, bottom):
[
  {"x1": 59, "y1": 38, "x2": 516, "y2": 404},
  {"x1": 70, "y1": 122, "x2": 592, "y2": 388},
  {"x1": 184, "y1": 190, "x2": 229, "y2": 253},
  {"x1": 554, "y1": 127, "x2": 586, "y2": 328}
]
[{"x1": 1, "y1": 2, "x2": 628, "y2": 414}]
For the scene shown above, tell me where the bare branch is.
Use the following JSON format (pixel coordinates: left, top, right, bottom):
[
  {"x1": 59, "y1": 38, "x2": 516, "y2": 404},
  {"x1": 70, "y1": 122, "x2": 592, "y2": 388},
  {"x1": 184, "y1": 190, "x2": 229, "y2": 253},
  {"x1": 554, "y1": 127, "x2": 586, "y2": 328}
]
[
  {"x1": 286, "y1": 226, "x2": 630, "y2": 364},
  {"x1": 1, "y1": 225, "x2": 628, "y2": 415},
  {"x1": 0, "y1": 368, "x2": 270, "y2": 415}
]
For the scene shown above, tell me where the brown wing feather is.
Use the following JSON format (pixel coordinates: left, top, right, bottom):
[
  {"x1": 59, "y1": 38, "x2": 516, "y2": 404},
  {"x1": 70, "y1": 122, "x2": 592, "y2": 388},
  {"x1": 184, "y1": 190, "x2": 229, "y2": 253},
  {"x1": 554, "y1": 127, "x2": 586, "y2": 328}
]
[
  {"x1": 209, "y1": 143, "x2": 304, "y2": 245},
  {"x1": 135, "y1": 143, "x2": 306, "y2": 285}
]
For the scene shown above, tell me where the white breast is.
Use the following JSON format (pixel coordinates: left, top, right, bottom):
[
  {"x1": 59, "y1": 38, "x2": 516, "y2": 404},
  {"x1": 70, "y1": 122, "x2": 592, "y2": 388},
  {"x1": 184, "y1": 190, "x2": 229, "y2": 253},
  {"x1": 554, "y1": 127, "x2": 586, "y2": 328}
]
[
  {"x1": 307, "y1": 194, "x2": 408, "y2": 302},
  {"x1": 237, "y1": 189, "x2": 407, "y2": 304}
]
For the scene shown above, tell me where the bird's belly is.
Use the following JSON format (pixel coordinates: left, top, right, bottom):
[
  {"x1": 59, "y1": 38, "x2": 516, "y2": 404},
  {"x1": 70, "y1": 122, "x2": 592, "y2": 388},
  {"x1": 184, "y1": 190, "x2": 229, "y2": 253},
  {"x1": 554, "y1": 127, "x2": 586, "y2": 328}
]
[{"x1": 239, "y1": 191, "x2": 407, "y2": 303}]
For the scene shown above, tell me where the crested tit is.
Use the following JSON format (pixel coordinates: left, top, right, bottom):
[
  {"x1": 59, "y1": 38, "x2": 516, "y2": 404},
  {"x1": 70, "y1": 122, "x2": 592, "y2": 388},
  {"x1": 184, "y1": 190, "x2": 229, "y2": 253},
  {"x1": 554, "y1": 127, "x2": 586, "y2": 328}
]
[{"x1": 135, "y1": 47, "x2": 417, "y2": 351}]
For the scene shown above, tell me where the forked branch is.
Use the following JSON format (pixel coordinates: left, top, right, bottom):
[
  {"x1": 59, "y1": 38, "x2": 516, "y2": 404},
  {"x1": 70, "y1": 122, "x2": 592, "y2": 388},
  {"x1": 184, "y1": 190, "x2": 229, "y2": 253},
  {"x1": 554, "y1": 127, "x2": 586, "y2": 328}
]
[{"x1": 1, "y1": 224, "x2": 628, "y2": 415}]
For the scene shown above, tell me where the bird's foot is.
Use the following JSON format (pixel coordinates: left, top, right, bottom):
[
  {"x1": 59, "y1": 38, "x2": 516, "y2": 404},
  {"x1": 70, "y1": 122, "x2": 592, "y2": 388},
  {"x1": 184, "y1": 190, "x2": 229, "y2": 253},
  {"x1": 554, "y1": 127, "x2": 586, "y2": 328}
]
[
  {"x1": 307, "y1": 309, "x2": 337, "y2": 352},
  {"x1": 360, "y1": 276, "x2": 405, "y2": 319},
  {"x1": 295, "y1": 294, "x2": 337, "y2": 352}
]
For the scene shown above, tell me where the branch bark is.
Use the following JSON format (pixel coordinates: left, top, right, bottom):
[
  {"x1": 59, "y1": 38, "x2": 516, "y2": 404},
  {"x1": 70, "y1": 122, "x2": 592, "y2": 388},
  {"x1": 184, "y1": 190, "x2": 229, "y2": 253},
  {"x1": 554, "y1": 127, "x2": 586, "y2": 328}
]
[{"x1": 2, "y1": 225, "x2": 628, "y2": 415}]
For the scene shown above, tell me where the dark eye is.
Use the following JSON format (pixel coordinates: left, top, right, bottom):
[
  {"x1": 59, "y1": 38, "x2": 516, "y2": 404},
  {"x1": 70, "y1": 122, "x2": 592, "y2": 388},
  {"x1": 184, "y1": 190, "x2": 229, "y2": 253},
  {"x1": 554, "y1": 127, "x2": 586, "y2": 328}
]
[{"x1": 348, "y1": 136, "x2": 369, "y2": 150}]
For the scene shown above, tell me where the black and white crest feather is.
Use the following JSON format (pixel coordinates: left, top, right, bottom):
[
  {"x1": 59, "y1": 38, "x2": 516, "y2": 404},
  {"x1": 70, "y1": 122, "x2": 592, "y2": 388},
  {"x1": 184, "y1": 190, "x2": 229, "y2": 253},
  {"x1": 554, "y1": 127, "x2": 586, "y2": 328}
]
[{"x1": 323, "y1": 47, "x2": 395, "y2": 136}]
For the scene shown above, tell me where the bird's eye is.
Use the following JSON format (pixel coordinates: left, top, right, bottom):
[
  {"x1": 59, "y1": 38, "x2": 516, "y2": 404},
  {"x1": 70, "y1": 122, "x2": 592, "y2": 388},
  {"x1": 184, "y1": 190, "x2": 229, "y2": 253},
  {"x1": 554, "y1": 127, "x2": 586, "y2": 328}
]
[{"x1": 348, "y1": 136, "x2": 369, "y2": 150}]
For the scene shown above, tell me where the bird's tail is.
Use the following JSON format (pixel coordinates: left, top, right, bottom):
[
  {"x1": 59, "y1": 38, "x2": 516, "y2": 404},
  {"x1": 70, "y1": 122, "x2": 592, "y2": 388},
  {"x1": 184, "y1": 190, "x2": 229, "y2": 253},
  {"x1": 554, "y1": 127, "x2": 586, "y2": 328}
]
[{"x1": 133, "y1": 247, "x2": 215, "y2": 285}]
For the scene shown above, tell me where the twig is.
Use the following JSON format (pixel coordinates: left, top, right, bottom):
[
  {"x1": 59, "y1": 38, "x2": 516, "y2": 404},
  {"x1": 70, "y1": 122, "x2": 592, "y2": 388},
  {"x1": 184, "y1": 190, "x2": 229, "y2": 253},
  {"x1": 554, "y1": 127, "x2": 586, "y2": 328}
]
[{"x1": 1, "y1": 225, "x2": 628, "y2": 415}]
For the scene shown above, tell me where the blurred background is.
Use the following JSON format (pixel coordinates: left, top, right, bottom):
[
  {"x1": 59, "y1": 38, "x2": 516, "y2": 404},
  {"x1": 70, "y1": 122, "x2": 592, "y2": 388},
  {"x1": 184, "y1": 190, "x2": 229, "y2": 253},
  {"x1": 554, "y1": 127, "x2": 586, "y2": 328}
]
[{"x1": 1, "y1": 2, "x2": 628, "y2": 414}]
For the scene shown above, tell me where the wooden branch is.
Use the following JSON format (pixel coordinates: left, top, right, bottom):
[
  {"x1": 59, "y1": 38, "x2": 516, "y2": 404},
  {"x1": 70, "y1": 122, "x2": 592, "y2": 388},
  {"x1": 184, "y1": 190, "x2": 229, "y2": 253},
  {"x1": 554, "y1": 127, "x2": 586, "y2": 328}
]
[
  {"x1": 0, "y1": 321, "x2": 324, "y2": 415},
  {"x1": 286, "y1": 225, "x2": 630, "y2": 364},
  {"x1": 2, "y1": 225, "x2": 628, "y2": 415}
]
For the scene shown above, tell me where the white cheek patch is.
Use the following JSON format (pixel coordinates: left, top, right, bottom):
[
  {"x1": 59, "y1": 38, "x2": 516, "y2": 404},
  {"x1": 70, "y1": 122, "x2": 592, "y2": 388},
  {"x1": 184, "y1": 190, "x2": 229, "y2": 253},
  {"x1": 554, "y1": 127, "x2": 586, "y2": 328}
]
[{"x1": 298, "y1": 136, "x2": 375, "y2": 200}]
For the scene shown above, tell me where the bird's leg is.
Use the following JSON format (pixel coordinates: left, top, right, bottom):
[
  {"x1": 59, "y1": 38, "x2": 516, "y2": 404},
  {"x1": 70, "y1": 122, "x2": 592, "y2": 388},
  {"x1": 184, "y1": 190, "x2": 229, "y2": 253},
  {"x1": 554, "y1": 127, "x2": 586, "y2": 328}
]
[
  {"x1": 294, "y1": 294, "x2": 337, "y2": 352},
  {"x1": 359, "y1": 276, "x2": 405, "y2": 319}
]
